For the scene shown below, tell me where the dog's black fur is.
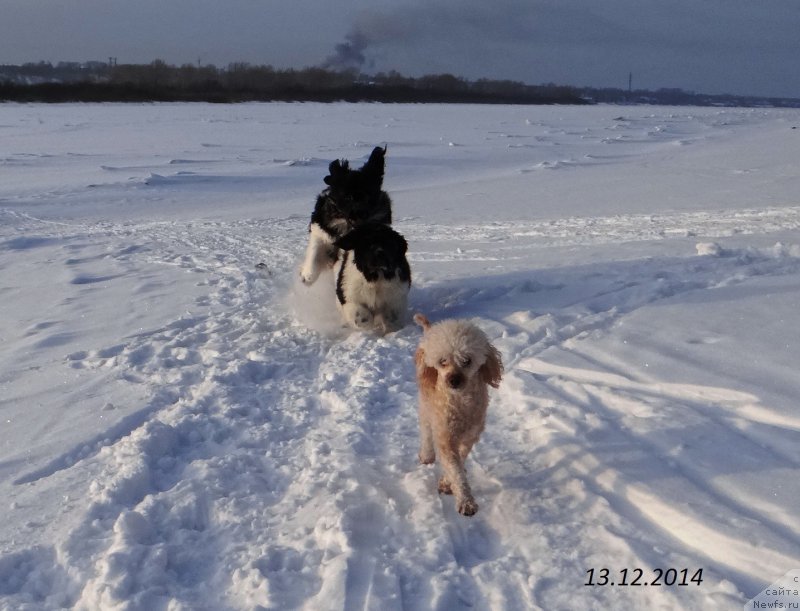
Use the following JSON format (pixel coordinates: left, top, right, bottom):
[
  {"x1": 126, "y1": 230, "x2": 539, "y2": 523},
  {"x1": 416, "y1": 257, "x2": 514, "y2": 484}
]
[
  {"x1": 332, "y1": 222, "x2": 411, "y2": 333},
  {"x1": 300, "y1": 146, "x2": 394, "y2": 286},
  {"x1": 334, "y1": 223, "x2": 411, "y2": 304},
  {"x1": 311, "y1": 145, "x2": 392, "y2": 240}
]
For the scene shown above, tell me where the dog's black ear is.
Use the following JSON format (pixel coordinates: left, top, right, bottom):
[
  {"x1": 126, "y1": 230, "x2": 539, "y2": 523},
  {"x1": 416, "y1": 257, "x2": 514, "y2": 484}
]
[
  {"x1": 360, "y1": 146, "x2": 386, "y2": 183},
  {"x1": 396, "y1": 232, "x2": 408, "y2": 254},
  {"x1": 324, "y1": 159, "x2": 349, "y2": 186}
]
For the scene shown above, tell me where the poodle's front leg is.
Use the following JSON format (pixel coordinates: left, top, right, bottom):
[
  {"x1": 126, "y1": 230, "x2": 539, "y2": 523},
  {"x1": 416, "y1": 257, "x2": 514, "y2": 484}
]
[
  {"x1": 438, "y1": 443, "x2": 477, "y2": 516},
  {"x1": 418, "y1": 405, "x2": 435, "y2": 465}
]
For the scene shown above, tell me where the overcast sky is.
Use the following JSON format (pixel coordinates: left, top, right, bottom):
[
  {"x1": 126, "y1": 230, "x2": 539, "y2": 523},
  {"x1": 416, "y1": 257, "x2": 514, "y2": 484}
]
[{"x1": 1, "y1": 0, "x2": 799, "y2": 98}]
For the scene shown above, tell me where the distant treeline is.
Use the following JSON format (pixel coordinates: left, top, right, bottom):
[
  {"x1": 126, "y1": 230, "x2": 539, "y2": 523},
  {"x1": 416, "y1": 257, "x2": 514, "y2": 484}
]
[
  {"x1": 587, "y1": 86, "x2": 800, "y2": 109},
  {"x1": 2, "y1": 60, "x2": 799, "y2": 107},
  {"x1": 0, "y1": 60, "x2": 584, "y2": 105}
]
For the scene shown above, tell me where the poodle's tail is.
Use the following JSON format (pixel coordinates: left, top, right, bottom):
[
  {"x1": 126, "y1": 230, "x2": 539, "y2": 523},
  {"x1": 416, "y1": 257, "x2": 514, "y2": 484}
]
[{"x1": 413, "y1": 313, "x2": 431, "y2": 331}]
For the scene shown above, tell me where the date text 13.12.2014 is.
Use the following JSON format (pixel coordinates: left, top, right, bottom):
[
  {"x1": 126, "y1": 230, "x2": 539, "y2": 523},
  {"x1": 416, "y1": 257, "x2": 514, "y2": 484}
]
[{"x1": 585, "y1": 568, "x2": 704, "y2": 587}]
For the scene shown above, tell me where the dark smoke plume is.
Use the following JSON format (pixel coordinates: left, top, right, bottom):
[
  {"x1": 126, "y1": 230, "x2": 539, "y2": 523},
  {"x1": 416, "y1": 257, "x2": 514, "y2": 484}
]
[
  {"x1": 322, "y1": 9, "x2": 416, "y2": 72},
  {"x1": 322, "y1": 3, "x2": 534, "y2": 74},
  {"x1": 323, "y1": 30, "x2": 371, "y2": 71}
]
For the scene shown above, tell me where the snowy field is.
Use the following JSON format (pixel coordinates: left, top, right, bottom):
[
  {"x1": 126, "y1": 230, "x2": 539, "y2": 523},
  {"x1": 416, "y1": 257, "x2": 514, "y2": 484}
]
[{"x1": 1, "y1": 102, "x2": 800, "y2": 610}]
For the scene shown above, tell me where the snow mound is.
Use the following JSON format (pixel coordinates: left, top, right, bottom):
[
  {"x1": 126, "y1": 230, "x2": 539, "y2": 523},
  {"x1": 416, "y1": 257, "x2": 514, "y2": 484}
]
[{"x1": 696, "y1": 241, "x2": 724, "y2": 256}]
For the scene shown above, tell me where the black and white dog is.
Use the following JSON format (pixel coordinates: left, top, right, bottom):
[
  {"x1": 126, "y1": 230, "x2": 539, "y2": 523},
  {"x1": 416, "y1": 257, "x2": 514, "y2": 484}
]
[
  {"x1": 333, "y1": 222, "x2": 411, "y2": 333},
  {"x1": 300, "y1": 146, "x2": 392, "y2": 285}
]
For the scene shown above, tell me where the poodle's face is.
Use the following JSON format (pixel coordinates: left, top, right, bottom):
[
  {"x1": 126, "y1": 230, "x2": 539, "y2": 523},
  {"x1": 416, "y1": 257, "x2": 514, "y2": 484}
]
[
  {"x1": 431, "y1": 349, "x2": 480, "y2": 391},
  {"x1": 417, "y1": 321, "x2": 502, "y2": 392}
]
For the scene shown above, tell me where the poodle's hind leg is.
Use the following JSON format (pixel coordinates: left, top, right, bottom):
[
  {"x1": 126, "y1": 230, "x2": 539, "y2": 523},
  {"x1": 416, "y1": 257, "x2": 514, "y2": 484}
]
[
  {"x1": 418, "y1": 414, "x2": 435, "y2": 465},
  {"x1": 458, "y1": 439, "x2": 477, "y2": 462}
]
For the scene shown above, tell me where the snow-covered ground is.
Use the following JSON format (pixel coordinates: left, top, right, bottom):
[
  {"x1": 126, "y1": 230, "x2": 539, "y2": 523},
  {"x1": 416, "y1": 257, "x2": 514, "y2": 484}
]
[{"x1": 1, "y1": 102, "x2": 799, "y2": 610}]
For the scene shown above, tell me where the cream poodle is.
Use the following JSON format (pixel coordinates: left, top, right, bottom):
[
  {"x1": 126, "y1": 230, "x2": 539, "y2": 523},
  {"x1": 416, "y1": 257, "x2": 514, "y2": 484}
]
[{"x1": 413, "y1": 313, "x2": 503, "y2": 516}]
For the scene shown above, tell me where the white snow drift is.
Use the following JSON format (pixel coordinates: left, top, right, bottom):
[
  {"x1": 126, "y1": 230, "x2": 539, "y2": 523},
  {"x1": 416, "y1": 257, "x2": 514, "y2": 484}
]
[{"x1": 1, "y1": 102, "x2": 799, "y2": 610}]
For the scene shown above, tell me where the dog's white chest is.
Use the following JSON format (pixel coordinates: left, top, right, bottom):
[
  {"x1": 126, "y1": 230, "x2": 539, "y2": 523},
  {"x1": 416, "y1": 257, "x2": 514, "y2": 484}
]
[
  {"x1": 347, "y1": 266, "x2": 407, "y2": 306},
  {"x1": 334, "y1": 255, "x2": 410, "y2": 332}
]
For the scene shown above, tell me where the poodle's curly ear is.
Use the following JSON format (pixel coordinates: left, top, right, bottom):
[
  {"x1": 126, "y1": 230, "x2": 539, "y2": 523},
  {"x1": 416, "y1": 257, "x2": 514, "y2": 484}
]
[
  {"x1": 415, "y1": 346, "x2": 438, "y2": 392},
  {"x1": 480, "y1": 343, "x2": 504, "y2": 389}
]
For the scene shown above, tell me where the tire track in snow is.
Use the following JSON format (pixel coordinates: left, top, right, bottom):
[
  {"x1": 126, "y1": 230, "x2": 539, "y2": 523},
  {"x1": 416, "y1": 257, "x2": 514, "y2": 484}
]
[
  {"x1": 2, "y1": 215, "x2": 337, "y2": 608},
  {"x1": 403, "y1": 237, "x2": 800, "y2": 609},
  {"x1": 478, "y1": 360, "x2": 736, "y2": 609},
  {"x1": 11, "y1": 217, "x2": 305, "y2": 483},
  {"x1": 36, "y1": 215, "x2": 520, "y2": 610},
  {"x1": 248, "y1": 327, "x2": 524, "y2": 611},
  {"x1": 512, "y1": 357, "x2": 800, "y2": 598},
  {"x1": 4, "y1": 213, "x2": 531, "y2": 609},
  {"x1": 450, "y1": 243, "x2": 800, "y2": 608},
  {"x1": 5, "y1": 209, "x2": 800, "y2": 608},
  {"x1": 404, "y1": 205, "x2": 800, "y2": 261},
  {"x1": 288, "y1": 334, "x2": 420, "y2": 611}
]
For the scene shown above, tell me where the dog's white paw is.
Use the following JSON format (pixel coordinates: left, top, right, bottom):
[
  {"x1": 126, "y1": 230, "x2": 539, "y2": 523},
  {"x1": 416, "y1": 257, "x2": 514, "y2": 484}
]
[
  {"x1": 457, "y1": 497, "x2": 478, "y2": 516},
  {"x1": 419, "y1": 450, "x2": 435, "y2": 465},
  {"x1": 437, "y1": 477, "x2": 453, "y2": 495},
  {"x1": 300, "y1": 268, "x2": 318, "y2": 285},
  {"x1": 383, "y1": 309, "x2": 405, "y2": 332},
  {"x1": 353, "y1": 305, "x2": 373, "y2": 328}
]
